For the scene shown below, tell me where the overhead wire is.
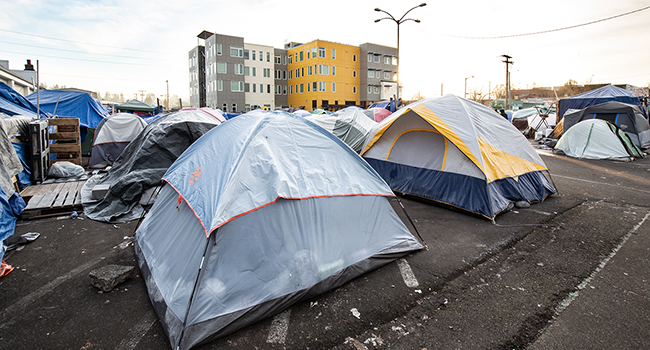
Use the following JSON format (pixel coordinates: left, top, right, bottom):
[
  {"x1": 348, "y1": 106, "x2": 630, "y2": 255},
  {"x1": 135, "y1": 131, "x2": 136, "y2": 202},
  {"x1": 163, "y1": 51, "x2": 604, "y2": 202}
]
[{"x1": 0, "y1": 39, "x2": 169, "y2": 61}]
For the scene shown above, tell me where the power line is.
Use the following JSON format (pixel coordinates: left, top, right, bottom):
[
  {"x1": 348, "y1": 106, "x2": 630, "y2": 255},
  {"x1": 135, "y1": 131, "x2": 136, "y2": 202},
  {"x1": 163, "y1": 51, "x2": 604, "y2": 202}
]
[
  {"x1": 41, "y1": 72, "x2": 165, "y2": 82},
  {"x1": 0, "y1": 28, "x2": 170, "y2": 54},
  {"x1": 0, "y1": 49, "x2": 170, "y2": 67},
  {"x1": 0, "y1": 39, "x2": 169, "y2": 62},
  {"x1": 439, "y1": 5, "x2": 650, "y2": 39}
]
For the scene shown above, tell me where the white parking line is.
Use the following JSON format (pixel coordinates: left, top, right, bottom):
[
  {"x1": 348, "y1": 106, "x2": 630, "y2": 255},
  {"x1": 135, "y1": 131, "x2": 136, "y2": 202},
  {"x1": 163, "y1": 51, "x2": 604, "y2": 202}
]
[
  {"x1": 397, "y1": 258, "x2": 419, "y2": 288},
  {"x1": 267, "y1": 309, "x2": 291, "y2": 344},
  {"x1": 116, "y1": 312, "x2": 157, "y2": 350}
]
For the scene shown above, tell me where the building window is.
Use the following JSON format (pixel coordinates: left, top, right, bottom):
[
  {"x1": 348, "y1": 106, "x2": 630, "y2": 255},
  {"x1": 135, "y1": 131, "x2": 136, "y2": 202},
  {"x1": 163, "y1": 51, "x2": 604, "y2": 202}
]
[
  {"x1": 288, "y1": 55, "x2": 292, "y2": 64},
  {"x1": 231, "y1": 81, "x2": 244, "y2": 92},
  {"x1": 232, "y1": 103, "x2": 237, "y2": 112},
  {"x1": 253, "y1": 67, "x2": 256, "y2": 76},
  {"x1": 260, "y1": 84, "x2": 263, "y2": 93},
  {"x1": 307, "y1": 83, "x2": 310, "y2": 92},
  {"x1": 244, "y1": 67, "x2": 250, "y2": 76},
  {"x1": 263, "y1": 68, "x2": 270, "y2": 78},
  {"x1": 253, "y1": 84, "x2": 256, "y2": 93},
  {"x1": 259, "y1": 51, "x2": 263, "y2": 61},
  {"x1": 289, "y1": 70, "x2": 293, "y2": 79},
  {"x1": 353, "y1": 54, "x2": 357, "y2": 62},
  {"x1": 289, "y1": 85, "x2": 292, "y2": 94},
  {"x1": 353, "y1": 86, "x2": 357, "y2": 93},
  {"x1": 217, "y1": 80, "x2": 223, "y2": 91},
  {"x1": 319, "y1": 81, "x2": 326, "y2": 92},
  {"x1": 299, "y1": 51, "x2": 304, "y2": 61},
  {"x1": 283, "y1": 55, "x2": 287, "y2": 65},
  {"x1": 235, "y1": 64, "x2": 244, "y2": 75},
  {"x1": 384, "y1": 56, "x2": 390, "y2": 64},
  {"x1": 332, "y1": 82, "x2": 336, "y2": 92},
  {"x1": 267, "y1": 52, "x2": 270, "y2": 62},
  {"x1": 222, "y1": 103, "x2": 227, "y2": 110},
  {"x1": 319, "y1": 64, "x2": 329, "y2": 75},
  {"x1": 368, "y1": 70, "x2": 374, "y2": 78},
  {"x1": 353, "y1": 70, "x2": 357, "y2": 78},
  {"x1": 217, "y1": 62, "x2": 227, "y2": 74},
  {"x1": 318, "y1": 47, "x2": 325, "y2": 58},
  {"x1": 275, "y1": 55, "x2": 281, "y2": 64},
  {"x1": 245, "y1": 104, "x2": 250, "y2": 111},
  {"x1": 307, "y1": 66, "x2": 312, "y2": 76},
  {"x1": 245, "y1": 83, "x2": 250, "y2": 92},
  {"x1": 283, "y1": 85, "x2": 287, "y2": 95},
  {"x1": 267, "y1": 84, "x2": 271, "y2": 93},
  {"x1": 283, "y1": 70, "x2": 286, "y2": 80},
  {"x1": 374, "y1": 86, "x2": 380, "y2": 94},
  {"x1": 301, "y1": 67, "x2": 304, "y2": 77},
  {"x1": 376, "y1": 71, "x2": 381, "y2": 78},
  {"x1": 384, "y1": 71, "x2": 390, "y2": 80},
  {"x1": 312, "y1": 82, "x2": 317, "y2": 91},
  {"x1": 300, "y1": 84, "x2": 304, "y2": 93},
  {"x1": 332, "y1": 48, "x2": 336, "y2": 59},
  {"x1": 244, "y1": 49, "x2": 250, "y2": 60},
  {"x1": 392, "y1": 56, "x2": 397, "y2": 65},
  {"x1": 217, "y1": 43, "x2": 222, "y2": 55},
  {"x1": 230, "y1": 46, "x2": 243, "y2": 57},
  {"x1": 374, "y1": 54, "x2": 380, "y2": 63},
  {"x1": 311, "y1": 47, "x2": 317, "y2": 59},
  {"x1": 252, "y1": 51, "x2": 256, "y2": 60},
  {"x1": 368, "y1": 53, "x2": 372, "y2": 62},
  {"x1": 368, "y1": 86, "x2": 372, "y2": 94}
]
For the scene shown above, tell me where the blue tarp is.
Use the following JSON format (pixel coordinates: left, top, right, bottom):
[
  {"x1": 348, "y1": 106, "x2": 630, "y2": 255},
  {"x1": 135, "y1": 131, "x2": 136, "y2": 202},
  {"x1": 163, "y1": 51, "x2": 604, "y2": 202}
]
[
  {"x1": 0, "y1": 82, "x2": 44, "y2": 118},
  {"x1": 11, "y1": 142, "x2": 31, "y2": 190},
  {"x1": 558, "y1": 85, "x2": 644, "y2": 121},
  {"x1": 26, "y1": 90, "x2": 109, "y2": 128},
  {"x1": 0, "y1": 191, "x2": 26, "y2": 261}
]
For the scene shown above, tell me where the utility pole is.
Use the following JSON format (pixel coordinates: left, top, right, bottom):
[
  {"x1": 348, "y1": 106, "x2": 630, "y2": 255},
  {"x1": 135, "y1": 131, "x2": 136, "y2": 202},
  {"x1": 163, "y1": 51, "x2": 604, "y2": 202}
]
[
  {"x1": 138, "y1": 90, "x2": 146, "y2": 101},
  {"x1": 441, "y1": 83, "x2": 443, "y2": 97},
  {"x1": 166, "y1": 80, "x2": 170, "y2": 111},
  {"x1": 501, "y1": 54, "x2": 513, "y2": 110}
]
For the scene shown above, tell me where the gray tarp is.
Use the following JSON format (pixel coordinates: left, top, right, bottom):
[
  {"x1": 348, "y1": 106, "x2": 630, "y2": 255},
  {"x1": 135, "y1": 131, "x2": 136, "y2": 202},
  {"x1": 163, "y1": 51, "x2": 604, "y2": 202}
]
[{"x1": 81, "y1": 109, "x2": 223, "y2": 222}]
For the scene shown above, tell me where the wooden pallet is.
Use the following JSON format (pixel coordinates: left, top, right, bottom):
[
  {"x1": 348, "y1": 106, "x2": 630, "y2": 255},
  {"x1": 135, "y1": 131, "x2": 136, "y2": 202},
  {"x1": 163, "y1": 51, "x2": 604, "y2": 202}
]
[
  {"x1": 48, "y1": 117, "x2": 82, "y2": 166},
  {"x1": 20, "y1": 181, "x2": 85, "y2": 219}
]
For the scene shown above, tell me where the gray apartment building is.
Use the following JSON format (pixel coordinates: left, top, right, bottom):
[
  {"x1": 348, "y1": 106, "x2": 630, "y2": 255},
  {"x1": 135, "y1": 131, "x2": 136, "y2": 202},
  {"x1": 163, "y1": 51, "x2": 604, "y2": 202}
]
[
  {"x1": 359, "y1": 43, "x2": 398, "y2": 107},
  {"x1": 274, "y1": 48, "x2": 288, "y2": 108}
]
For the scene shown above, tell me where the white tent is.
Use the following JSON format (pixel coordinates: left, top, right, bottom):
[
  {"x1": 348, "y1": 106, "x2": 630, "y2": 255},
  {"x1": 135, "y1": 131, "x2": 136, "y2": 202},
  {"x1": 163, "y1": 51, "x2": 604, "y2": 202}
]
[
  {"x1": 90, "y1": 113, "x2": 146, "y2": 167},
  {"x1": 306, "y1": 108, "x2": 376, "y2": 152},
  {"x1": 555, "y1": 119, "x2": 644, "y2": 160}
]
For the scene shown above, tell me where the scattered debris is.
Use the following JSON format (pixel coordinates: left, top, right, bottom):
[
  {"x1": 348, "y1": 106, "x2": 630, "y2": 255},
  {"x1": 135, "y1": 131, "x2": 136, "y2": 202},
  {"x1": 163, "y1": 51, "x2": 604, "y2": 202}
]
[
  {"x1": 515, "y1": 201, "x2": 531, "y2": 209},
  {"x1": 350, "y1": 308, "x2": 361, "y2": 319}
]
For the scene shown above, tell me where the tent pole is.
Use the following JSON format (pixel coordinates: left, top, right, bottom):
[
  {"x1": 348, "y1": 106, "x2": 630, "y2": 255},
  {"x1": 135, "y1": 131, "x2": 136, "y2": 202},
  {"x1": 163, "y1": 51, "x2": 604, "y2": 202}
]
[{"x1": 394, "y1": 194, "x2": 428, "y2": 250}]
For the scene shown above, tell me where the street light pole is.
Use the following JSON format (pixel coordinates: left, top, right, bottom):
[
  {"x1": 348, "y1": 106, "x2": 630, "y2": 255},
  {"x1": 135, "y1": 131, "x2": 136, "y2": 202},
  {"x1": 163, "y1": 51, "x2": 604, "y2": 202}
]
[
  {"x1": 375, "y1": 3, "x2": 426, "y2": 102},
  {"x1": 464, "y1": 76, "x2": 474, "y2": 99}
]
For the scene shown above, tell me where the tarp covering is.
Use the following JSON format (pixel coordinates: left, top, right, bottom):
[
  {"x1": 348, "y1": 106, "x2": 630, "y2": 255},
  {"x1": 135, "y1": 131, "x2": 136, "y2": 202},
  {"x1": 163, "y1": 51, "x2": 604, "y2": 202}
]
[
  {"x1": 136, "y1": 110, "x2": 422, "y2": 349},
  {"x1": 81, "y1": 108, "x2": 225, "y2": 222},
  {"x1": 26, "y1": 90, "x2": 109, "y2": 128},
  {"x1": 0, "y1": 191, "x2": 26, "y2": 262},
  {"x1": 561, "y1": 101, "x2": 650, "y2": 149},
  {"x1": 0, "y1": 82, "x2": 44, "y2": 118},
  {"x1": 0, "y1": 124, "x2": 23, "y2": 198},
  {"x1": 90, "y1": 113, "x2": 147, "y2": 167},
  {"x1": 361, "y1": 95, "x2": 556, "y2": 219},
  {"x1": 557, "y1": 85, "x2": 644, "y2": 121},
  {"x1": 306, "y1": 108, "x2": 377, "y2": 152},
  {"x1": 116, "y1": 99, "x2": 154, "y2": 113},
  {"x1": 555, "y1": 119, "x2": 644, "y2": 160}
]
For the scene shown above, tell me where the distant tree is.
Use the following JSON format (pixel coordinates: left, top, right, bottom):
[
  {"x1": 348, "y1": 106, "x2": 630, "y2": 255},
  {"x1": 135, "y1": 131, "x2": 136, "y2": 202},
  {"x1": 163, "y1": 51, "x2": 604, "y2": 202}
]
[
  {"x1": 144, "y1": 92, "x2": 156, "y2": 105},
  {"x1": 492, "y1": 84, "x2": 507, "y2": 99},
  {"x1": 411, "y1": 91, "x2": 426, "y2": 101},
  {"x1": 557, "y1": 79, "x2": 582, "y2": 97},
  {"x1": 468, "y1": 88, "x2": 488, "y2": 102}
]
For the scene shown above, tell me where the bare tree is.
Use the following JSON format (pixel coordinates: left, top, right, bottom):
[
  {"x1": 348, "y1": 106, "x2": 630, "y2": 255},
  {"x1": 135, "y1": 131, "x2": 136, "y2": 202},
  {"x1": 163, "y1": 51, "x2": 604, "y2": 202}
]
[
  {"x1": 411, "y1": 91, "x2": 426, "y2": 101},
  {"x1": 468, "y1": 88, "x2": 488, "y2": 102}
]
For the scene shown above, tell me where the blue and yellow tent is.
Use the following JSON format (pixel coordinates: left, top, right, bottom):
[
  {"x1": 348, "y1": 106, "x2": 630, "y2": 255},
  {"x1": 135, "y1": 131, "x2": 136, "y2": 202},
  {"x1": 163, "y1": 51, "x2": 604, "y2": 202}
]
[{"x1": 361, "y1": 95, "x2": 556, "y2": 219}]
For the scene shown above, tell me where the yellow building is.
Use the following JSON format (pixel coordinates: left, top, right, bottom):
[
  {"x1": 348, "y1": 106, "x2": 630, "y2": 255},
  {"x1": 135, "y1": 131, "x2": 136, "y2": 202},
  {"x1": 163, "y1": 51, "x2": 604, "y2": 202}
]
[{"x1": 287, "y1": 40, "x2": 360, "y2": 111}]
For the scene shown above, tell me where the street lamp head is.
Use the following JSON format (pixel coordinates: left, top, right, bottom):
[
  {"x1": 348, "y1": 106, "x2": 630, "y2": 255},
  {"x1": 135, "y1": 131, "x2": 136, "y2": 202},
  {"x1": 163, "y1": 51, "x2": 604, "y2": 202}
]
[
  {"x1": 374, "y1": 8, "x2": 381, "y2": 11},
  {"x1": 419, "y1": 3, "x2": 427, "y2": 7},
  {"x1": 414, "y1": 19, "x2": 421, "y2": 23},
  {"x1": 374, "y1": 19, "x2": 381, "y2": 22}
]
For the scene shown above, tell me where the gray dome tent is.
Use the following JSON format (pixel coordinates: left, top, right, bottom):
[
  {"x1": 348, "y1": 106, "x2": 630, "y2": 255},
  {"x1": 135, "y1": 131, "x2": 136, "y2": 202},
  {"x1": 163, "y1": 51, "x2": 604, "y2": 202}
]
[
  {"x1": 135, "y1": 111, "x2": 423, "y2": 349},
  {"x1": 561, "y1": 101, "x2": 650, "y2": 149}
]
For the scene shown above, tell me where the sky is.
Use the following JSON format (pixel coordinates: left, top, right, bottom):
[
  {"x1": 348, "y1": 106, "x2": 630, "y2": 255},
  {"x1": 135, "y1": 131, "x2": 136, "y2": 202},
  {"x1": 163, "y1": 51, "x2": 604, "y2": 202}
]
[{"x1": 1, "y1": 0, "x2": 649, "y2": 102}]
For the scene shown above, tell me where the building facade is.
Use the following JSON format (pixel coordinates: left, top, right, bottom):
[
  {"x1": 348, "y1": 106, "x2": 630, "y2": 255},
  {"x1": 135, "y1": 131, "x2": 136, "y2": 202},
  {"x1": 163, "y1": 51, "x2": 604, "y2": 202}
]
[
  {"x1": 0, "y1": 59, "x2": 37, "y2": 96},
  {"x1": 359, "y1": 43, "x2": 398, "y2": 107},
  {"x1": 189, "y1": 32, "x2": 396, "y2": 111}
]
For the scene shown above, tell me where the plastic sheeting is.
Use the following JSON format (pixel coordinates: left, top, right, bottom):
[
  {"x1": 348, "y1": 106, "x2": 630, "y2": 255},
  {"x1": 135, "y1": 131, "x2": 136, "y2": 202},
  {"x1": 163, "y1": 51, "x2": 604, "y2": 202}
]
[
  {"x1": 136, "y1": 110, "x2": 422, "y2": 349},
  {"x1": 306, "y1": 108, "x2": 377, "y2": 152},
  {"x1": 0, "y1": 125, "x2": 23, "y2": 198},
  {"x1": 81, "y1": 108, "x2": 225, "y2": 222},
  {"x1": 0, "y1": 82, "x2": 44, "y2": 118},
  {"x1": 26, "y1": 89, "x2": 109, "y2": 128},
  {"x1": 1, "y1": 191, "x2": 26, "y2": 261}
]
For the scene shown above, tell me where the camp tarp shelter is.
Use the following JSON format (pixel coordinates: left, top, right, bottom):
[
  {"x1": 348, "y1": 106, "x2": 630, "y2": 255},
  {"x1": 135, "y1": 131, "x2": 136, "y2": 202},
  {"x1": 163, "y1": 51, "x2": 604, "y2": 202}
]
[
  {"x1": 26, "y1": 89, "x2": 109, "y2": 128},
  {"x1": 557, "y1": 85, "x2": 644, "y2": 121},
  {"x1": 361, "y1": 95, "x2": 556, "y2": 219},
  {"x1": 306, "y1": 108, "x2": 377, "y2": 152},
  {"x1": 81, "y1": 108, "x2": 225, "y2": 222},
  {"x1": 561, "y1": 101, "x2": 650, "y2": 149},
  {"x1": 116, "y1": 99, "x2": 155, "y2": 114},
  {"x1": 0, "y1": 82, "x2": 44, "y2": 118},
  {"x1": 364, "y1": 107, "x2": 392, "y2": 122},
  {"x1": 135, "y1": 110, "x2": 423, "y2": 349},
  {"x1": 90, "y1": 113, "x2": 147, "y2": 167},
  {"x1": 555, "y1": 119, "x2": 644, "y2": 160}
]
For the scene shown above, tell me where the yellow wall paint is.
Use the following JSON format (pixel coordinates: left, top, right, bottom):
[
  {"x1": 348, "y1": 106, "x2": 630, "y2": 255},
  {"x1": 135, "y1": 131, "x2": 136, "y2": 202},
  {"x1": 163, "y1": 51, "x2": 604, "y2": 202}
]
[{"x1": 287, "y1": 40, "x2": 360, "y2": 110}]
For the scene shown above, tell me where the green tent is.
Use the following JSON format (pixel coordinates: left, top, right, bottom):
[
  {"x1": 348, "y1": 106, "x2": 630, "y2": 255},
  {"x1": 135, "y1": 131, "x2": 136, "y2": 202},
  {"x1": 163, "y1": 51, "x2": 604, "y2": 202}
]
[{"x1": 116, "y1": 100, "x2": 154, "y2": 113}]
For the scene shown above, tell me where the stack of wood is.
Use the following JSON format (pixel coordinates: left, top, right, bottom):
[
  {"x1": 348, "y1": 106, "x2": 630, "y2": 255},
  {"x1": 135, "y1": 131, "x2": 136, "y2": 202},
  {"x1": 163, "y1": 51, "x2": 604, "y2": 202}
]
[{"x1": 48, "y1": 117, "x2": 82, "y2": 166}]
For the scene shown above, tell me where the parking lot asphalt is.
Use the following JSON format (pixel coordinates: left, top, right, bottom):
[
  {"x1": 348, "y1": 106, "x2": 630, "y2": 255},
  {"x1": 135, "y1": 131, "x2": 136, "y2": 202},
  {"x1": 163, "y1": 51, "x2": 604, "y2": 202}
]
[{"x1": 1, "y1": 145, "x2": 649, "y2": 350}]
